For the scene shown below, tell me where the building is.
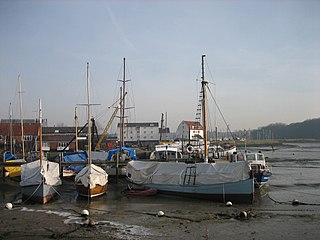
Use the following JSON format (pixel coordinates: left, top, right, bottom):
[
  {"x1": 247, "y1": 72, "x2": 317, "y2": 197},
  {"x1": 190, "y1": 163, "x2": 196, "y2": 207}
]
[
  {"x1": 42, "y1": 127, "x2": 88, "y2": 152},
  {"x1": 0, "y1": 119, "x2": 40, "y2": 155},
  {"x1": 176, "y1": 120, "x2": 204, "y2": 141},
  {"x1": 117, "y1": 122, "x2": 160, "y2": 147}
]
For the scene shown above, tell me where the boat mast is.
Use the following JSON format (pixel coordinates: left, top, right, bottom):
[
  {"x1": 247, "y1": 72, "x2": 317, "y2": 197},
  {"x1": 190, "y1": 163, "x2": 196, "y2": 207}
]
[
  {"x1": 201, "y1": 55, "x2": 208, "y2": 163},
  {"x1": 39, "y1": 98, "x2": 43, "y2": 165},
  {"x1": 75, "y1": 107, "x2": 78, "y2": 152},
  {"x1": 18, "y1": 75, "x2": 25, "y2": 160},
  {"x1": 86, "y1": 62, "x2": 92, "y2": 165},
  {"x1": 119, "y1": 57, "x2": 127, "y2": 154},
  {"x1": 9, "y1": 103, "x2": 13, "y2": 153}
]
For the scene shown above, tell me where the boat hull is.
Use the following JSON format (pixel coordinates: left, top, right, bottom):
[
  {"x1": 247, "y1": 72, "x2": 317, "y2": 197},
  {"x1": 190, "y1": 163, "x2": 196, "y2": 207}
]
[
  {"x1": 128, "y1": 178, "x2": 254, "y2": 203},
  {"x1": 254, "y1": 172, "x2": 271, "y2": 188},
  {"x1": 21, "y1": 182, "x2": 60, "y2": 204},
  {"x1": 76, "y1": 183, "x2": 107, "y2": 198}
]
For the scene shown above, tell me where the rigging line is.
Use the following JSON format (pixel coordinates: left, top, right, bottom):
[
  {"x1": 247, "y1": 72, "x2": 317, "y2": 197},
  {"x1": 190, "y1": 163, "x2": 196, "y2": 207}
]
[
  {"x1": 206, "y1": 85, "x2": 236, "y2": 140},
  {"x1": 204, "y1": 58, "x2": 216, "y2": 85}
]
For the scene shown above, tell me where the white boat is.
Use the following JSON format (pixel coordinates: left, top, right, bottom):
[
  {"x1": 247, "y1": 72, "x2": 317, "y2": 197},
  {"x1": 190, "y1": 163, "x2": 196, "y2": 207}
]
[
  {"x1": 20, "y1": 99, "x2": 61, "y2": 204},
  {"x1": 74, "y1": 63, "x2": 108, "y2": 198},
  {"x1": 235, "y1": 151, "x2": 272, "y2": 188},
  {"x1": 126, "y1": 55, "x2": 254, "y2": 203},
  {"x1": 208, "y1": 144, "x2": 237, "y2": 160},
  {"x1": 150, "y1": 144, "x2": 183, "y2": 160}
]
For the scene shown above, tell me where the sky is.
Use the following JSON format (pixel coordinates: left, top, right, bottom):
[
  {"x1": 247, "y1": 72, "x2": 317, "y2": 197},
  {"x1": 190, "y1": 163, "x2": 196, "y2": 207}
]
[{"x1": 0, "y1": 0, "x2": 319, "y2": 133}]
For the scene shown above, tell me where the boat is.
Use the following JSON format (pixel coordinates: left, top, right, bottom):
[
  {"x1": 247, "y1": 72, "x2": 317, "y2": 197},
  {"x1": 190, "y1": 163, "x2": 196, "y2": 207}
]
[
  {"x1": 126, "y1": 55, "x2": 254, "y2": 203},
  {"x1": 60, "y1": 151, "x2": 87, "y2": 177},
  {"x1": 20, "y1": 99, "x2": 62, "y2": 204},
  {"x1": 3, "y1": 152, "x2": 26, "y2": 177},
  {"x1": 4, "y1": 80, "x2": 27, "y2": 178},
  {"x1": 208, "y1": 144, "x2": 237, "y2": 160},
  {"x1": 235, "y1": 151, "x2": 272, "y2": 188},
  {"x1": 150, "y1": 144, "x2": 183, "y2": 160},
  {"x1": 126, "y1": 186, "x2": 158, "y2": 197},
  {"x1": 74, "y1": 62, "x2": 108, "y2": 198}
]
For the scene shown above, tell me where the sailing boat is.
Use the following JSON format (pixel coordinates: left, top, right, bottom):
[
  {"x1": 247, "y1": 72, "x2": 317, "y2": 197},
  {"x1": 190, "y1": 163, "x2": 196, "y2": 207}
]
[
  {"x1": 4, "y1": 76, "x2": 26, "y2": 177},
  {"x1": 75, "y1": 62, "x2": 108, "y2": 198},
  {"x1": 126, "y1": 55, "x2": 254, "y2": 203},
  {"x1": 20, "y1": 99, "x2": 61, "y2": 204}
]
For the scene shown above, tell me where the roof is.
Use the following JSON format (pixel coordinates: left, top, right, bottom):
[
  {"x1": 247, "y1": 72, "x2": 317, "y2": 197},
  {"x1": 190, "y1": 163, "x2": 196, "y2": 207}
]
[
  {"x1": 182, "y1": 120, "x2": 203, "y2": 130},
  {"x1": 42, "y1": 127, "x2": 88, "y2": 134},
  {"x1": 117, "y1": 122, "x2": 159, "y2": 128}
]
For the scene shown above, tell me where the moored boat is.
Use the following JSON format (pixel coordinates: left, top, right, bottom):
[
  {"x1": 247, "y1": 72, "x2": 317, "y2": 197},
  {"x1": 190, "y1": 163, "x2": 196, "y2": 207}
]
[
  {"x1": 126, "y1": 186, "x2": 158, "y2": 197},
  {"x1": 126, "y1": 55, "x2": 254, "y2": 203},
  {"x1": 20, "y1": 99, "x2": 61, "y2": 204},
  {"x1": 74, "y1": 62, "x2": 108, "y2": 198},
  {"x1": 150, "y1": 144, "x2": 182, "y2": 160},
  {"x1": 235, "y1": 151, "x2": 272, "y2": 188}
]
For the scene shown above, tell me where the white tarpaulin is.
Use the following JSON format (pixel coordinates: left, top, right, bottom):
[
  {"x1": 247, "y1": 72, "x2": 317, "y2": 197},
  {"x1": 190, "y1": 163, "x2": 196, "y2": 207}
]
[
  {"x1": 126, "y1": 161, "x2": 251, "y2": 185},
  {"x1": 75, "y1": 164, "x2": 108, "y2": 189},
  {"x1": 20, "y1": 160, "x2": 62, "y2": 187}
]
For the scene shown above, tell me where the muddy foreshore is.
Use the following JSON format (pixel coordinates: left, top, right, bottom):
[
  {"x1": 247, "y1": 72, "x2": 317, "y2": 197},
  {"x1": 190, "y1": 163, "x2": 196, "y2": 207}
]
[{"x1": 1, "y1": 177, "x2": 320, "y2": 240}]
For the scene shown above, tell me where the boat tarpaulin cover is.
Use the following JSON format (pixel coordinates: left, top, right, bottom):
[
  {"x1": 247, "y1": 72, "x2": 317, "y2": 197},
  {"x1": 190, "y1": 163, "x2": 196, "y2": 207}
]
[
  {"x1": 20, "y1": 160, "x2": 62, "y2": 187},
  {"x1": 107, "y1": 147, "x2": 137, "y2": 160},
  {"x1": 75, "y1": 164, "x2": 108, "y2": 189},
  {"x1": 126, "y1": 161, "x2": 251, "y2": 185}
]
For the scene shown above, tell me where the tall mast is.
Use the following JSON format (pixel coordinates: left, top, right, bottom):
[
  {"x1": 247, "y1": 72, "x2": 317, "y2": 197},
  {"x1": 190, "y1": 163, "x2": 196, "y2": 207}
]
[
  {"x1": 86, "y1": 62, "x2": 92, "y2": 165},
  {"x1": 75, "y1": 107, "x2": 78, "y2": 152},
  {"x1": 39, "y1": 98, "x2": 43, "y2": 165},
  {"x1": 9, "y1": 103, "x2": 13, "y2": 153},
  {"x1": 201, "y1": 55, "x2": 208, "y2": 163},
  {"x1": 119, "y1": 57, "x2": 127, "y2": 152},
  {"x1": 18, "y1": 75, "x2": 25, "y2": 160}
]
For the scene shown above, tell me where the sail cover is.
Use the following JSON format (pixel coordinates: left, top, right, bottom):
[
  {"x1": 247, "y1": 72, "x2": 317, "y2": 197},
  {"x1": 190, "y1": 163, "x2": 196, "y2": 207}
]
[
  {"x1": 126, "y1": 161, "x2": 251, "y2": 185},
  {"x1": 75, "y1": 164, "x2": 108, "y2": 189},
  {"x1": 20, "y1": 160, "x2": 62, "y2": 187}
]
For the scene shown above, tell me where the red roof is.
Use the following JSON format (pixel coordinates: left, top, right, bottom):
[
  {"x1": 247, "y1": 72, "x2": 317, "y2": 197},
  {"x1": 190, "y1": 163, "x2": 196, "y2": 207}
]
[{"x1": 183, "y1": 121, "x2": 203, "y2": 130}]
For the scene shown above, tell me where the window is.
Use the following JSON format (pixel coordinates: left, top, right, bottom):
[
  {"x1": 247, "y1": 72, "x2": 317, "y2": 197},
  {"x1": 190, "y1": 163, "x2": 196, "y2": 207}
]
[{"x1": 24, "y1": 135, "x2": 33, "y2": 141}]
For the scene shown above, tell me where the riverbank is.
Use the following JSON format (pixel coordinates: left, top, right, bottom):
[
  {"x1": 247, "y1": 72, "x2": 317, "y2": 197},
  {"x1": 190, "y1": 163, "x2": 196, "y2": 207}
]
[
  {"x1": 1, "y1": 177, "x2": 320, "y2": 240},
  {"x1": 1, "y1": 194, "x2": 320, "y2": 240}
]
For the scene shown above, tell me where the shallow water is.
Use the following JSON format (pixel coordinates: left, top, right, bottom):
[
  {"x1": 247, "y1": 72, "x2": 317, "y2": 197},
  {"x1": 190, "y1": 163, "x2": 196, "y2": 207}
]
[{"x1": 241, "y1": 142, "x2": 320, "y2": 205}]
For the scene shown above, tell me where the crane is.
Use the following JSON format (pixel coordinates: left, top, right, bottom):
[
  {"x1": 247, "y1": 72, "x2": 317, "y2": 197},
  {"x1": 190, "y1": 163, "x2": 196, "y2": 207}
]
[{"x1": 94, "y1": 92, "x2": 127, "y2": 151}]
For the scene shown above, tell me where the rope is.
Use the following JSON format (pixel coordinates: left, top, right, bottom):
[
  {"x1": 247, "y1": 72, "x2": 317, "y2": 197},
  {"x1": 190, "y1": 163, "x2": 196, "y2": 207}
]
[{"x1": 21, "y1": 181, "x2": 43, "y2": 204}]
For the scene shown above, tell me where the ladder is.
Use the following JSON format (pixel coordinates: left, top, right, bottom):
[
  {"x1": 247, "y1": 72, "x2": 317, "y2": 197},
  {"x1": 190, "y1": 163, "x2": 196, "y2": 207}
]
[{"x1": 183, "y1": 165, "x2": 197, "y2": 185}]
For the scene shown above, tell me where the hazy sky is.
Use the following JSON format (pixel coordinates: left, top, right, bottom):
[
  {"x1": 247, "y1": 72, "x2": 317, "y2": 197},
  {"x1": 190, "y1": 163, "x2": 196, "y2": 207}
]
[{"x1": 0, "y1": 0, "x2": 319, "y2": 133}]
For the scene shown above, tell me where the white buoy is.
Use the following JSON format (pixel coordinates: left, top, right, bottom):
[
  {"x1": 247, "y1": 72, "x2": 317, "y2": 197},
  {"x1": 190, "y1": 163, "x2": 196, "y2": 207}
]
[
  {"x1": 157, "y1": 210, "x2": 165, "y2": 217},
  {"x1": 5, "y1": 203, "x2": 13, "y2": 210},
  {"x1": 226, "y1": 201, "x2": 232, "y2": 207},
  {"x1": 4, "y1": 172, "x2": 9, "y2": 177},
  {"x1": 81, "y1": 209, "x2": 89, "y2": 217}
]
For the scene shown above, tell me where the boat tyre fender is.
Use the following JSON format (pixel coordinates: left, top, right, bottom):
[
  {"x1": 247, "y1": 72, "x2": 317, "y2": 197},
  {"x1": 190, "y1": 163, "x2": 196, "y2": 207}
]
[{"x1": 186, "y1": 145, "x2": 194, "y2": 154}]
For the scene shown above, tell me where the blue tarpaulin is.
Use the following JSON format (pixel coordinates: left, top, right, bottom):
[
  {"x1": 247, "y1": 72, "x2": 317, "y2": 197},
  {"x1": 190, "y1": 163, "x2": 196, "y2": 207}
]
[
  {"x1": 63, "y1": 151, "x2": 87, "y2": 173},
  {"x1": 5, "y1": 152, "x2": 16, "y2": 160},
  {"x1": 107, "y1": 147, "x2": 137, "y2": 160}
]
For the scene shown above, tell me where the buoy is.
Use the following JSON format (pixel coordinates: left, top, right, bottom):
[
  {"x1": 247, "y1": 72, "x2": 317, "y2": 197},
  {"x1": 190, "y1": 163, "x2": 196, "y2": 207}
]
[
  {"x1": 292, "y1": 199, "x2": 300, "y2": 206},
  {"x1": 157, "y1": 210, "x2": 165, "y2": 217},
  {"x1": 4, "y1": 172, "x2": 9, "y2": 177},
  {"x1": 239, "y1": 211, "x2": 248, "y2": 219},
  {"x1": 5, "y1": 203, "x2": 13, "y2": 210},
  {"x1": 81, "y1": 209, "x2": 89, "y2": 217},
  {"x1": 226, "y1": 201, "x2": 232, "y2": 207}
]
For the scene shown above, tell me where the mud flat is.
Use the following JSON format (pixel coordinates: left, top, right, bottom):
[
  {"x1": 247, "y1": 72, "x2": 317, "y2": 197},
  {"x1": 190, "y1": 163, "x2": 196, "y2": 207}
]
[{"x1": 1, "y1": 180, "x2": 320, "y2": 240}]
